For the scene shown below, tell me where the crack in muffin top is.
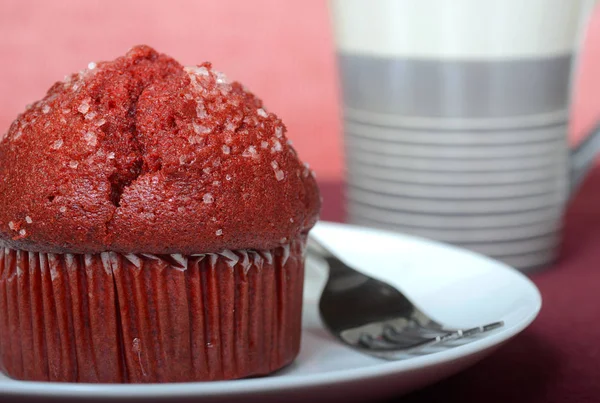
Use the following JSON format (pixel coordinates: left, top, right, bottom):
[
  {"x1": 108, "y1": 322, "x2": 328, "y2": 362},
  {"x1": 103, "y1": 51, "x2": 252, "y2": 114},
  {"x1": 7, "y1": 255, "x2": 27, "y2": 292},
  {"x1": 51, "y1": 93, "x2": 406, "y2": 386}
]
[{"x1": 0, "y1": 45, "x2": 321, "y2": 254}]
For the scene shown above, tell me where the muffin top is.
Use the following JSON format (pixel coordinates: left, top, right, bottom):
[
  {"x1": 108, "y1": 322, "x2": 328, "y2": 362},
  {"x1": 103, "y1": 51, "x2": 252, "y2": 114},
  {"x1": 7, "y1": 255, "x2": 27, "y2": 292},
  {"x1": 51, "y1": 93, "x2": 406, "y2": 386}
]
[{"x1": 0, "y1": 45, "x2": 320, "y2": 254}]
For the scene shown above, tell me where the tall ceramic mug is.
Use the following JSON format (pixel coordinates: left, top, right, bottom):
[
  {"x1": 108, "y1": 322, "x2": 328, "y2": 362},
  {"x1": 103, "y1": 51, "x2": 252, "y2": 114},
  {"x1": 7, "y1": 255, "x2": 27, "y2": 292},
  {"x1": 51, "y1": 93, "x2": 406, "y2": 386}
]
[{"x1": 329, "y1": 0, "x2": 600, "y2": 271}]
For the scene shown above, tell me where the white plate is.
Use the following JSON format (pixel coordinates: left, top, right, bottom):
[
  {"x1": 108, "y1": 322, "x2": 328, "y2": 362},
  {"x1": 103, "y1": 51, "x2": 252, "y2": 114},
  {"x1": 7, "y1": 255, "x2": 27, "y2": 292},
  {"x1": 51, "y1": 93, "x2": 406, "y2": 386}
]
[{"x1": 0, "y1": 222, "x2": 541, "y2": 403}]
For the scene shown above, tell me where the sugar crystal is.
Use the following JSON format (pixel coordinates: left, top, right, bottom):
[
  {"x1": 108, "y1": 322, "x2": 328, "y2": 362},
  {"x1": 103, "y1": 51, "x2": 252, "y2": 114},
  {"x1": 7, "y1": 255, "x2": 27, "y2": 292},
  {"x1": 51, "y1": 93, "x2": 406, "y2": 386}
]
[
  {"x1": 188, "y1": 135, "x2": 205, "y2": 145},
  {"x1": 216, "y1": 229, "x2": 223, "y2": 236},
  {"x1": 69, "y1": 161, "x2": 79, "y2": 169},
  {"x1": 196, "y1": 102, "x2": 207, "y2": 119},
  {"x1": 257, "y1": 108, "x2": 268, "y2": 118},
  {"x1": 83, "y1": 131, "x2": 97, "y2": 146},
  {"x1": 222, "y1": 145, "x2": 231, "y2": 154},
  {"x1": 77, "y1": 101, "x2": 90, "y2": 114},
  {"x1": 192, "y1": 122, "x2": 210, "y2": 135},
  {"x1": 271, "y1": 139, "x2": 282, "y2": 153},
  {"x1": 8, "y1": 221, "x2": 15, "y2": 230},
  {"x1": 19, "y1": 229, "x2": 26, "y2": 236},
  {"x1": 185, "y1": 65, "x2": 209, "y2": 77},
  {"x1": 215, "y1": 71, "x2": 229, "y2": 84},
  {"x1": 52, "y1": 139, "x2": 63, "y2": 150},
  {"x1": 219, "y1": 84, "x2": 232, "y2": 95},
  {"x1": 242, "y1": 146, "x2": 257, "y2": 158},
  {"x1": 42, "y1": 105, "x2": 51, "y2": 114},
  {"x1": 25, "y1": 216, "x2": 32, "y2": 224},
  {"x1": 203, "y1": 193, "x2": 214, "y2": 204}
]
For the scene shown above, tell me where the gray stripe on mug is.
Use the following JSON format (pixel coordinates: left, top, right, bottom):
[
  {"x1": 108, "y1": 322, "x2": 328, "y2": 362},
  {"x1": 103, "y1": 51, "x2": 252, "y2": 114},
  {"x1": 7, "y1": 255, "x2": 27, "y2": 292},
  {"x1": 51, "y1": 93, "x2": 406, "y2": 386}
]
[
  {"x1": 349, "y1": 211, "x2": 561, "y2": 232},
  {"x1": 344, "y1": 116, "x2": 568, "y2": 134},
  {"x1": 338, "y1": 52, "x2": 572, "y2": 118},
  {"x1": 346, "y1": 170, "x2": 564, "y2": 188},
  {"x1": 347, "y1": 188, "x2": 566, "y2": 213},
  {"x1": 353, "y1": 218, "x2": 562, "y2": 237},
  {"x1": 345, "y1": 140, "x2": 565, "y2": 160},
  {"x1": 347, "y1": 203, "x2": 563, "y2": 228},
  {"x1": 347, "y1": 183, "x2": 560, "y2": 202},
  {"x1": 353, "y1": 215, "x2": 561, "y2": 244},
  {"x1": 344, "y1": 126, "x2": 567, "y2": 147},
  {"x1": 347, "y1": 199, "x2": 562, "y2": 218},
  {"x1": 346, "y1": 154, "x2": 563, "y2": 173}
]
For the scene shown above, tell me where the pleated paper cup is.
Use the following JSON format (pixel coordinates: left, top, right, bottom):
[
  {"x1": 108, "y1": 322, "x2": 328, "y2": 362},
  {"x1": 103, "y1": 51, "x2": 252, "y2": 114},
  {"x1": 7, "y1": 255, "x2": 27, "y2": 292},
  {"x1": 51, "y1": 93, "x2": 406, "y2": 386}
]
[{"x1": 0, "y1": 236, "x2": 306, "y2": 383}]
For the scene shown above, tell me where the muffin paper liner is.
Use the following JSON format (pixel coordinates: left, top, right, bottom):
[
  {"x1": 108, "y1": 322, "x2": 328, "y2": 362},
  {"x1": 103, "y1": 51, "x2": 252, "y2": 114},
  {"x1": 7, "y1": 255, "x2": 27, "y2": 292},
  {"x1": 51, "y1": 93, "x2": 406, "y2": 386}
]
[{"x1": 0, "y1": 237, "x2": 305, "y2": 383}]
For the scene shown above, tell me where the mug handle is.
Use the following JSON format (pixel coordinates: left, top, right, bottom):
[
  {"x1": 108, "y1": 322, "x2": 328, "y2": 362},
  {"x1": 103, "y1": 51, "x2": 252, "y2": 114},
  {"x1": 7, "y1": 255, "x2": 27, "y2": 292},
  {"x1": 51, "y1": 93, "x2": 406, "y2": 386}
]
[{"x1": 570, "y1": 121, "x2": 600, "y2": 195}]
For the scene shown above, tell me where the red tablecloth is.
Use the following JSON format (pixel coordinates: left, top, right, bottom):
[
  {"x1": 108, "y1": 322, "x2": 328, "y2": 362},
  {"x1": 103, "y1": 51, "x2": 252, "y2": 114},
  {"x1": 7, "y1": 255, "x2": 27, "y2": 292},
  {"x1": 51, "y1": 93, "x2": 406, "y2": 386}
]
[{"x1": 318, "y1": 165, "x2": 600, "y2": 403}]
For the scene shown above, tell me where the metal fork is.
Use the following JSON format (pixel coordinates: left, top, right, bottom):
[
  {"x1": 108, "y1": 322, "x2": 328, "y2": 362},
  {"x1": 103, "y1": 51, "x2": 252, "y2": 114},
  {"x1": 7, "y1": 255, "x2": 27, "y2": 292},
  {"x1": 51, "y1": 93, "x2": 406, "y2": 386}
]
[{"x1": 308, "y1": 236, "x2": 504, "y2": 359}]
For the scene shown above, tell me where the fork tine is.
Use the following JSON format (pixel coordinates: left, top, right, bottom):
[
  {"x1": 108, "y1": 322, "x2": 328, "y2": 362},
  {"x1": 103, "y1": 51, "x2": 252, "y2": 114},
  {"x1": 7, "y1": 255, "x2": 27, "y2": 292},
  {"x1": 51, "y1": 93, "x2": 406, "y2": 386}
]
[
  {"x1": 384, "y1": 319, "x2": 453, "y2": 341},
  {"x1": 359, "y1": 321, "x2": 505, "y2": 352},
  {"x1": 417, "y1": 319, "x2": 505, "y2": 337},
  {"x1": 386, "y1": 322, "x2": 449, "y2": 340},
  {"x1": 381, "y1": 325, "x2": 433, "y2": 348},
  {"x1": 358, "y1": 334, "x2": 400, "y2": 350}
]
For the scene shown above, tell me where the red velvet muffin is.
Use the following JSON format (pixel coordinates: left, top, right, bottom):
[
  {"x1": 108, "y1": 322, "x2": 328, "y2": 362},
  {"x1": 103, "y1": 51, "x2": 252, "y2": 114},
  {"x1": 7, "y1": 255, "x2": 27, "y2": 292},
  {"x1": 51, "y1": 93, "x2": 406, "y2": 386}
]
[{"x1": 0, "y1": 45, "x2": 320, "y2": 383}]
